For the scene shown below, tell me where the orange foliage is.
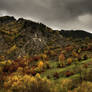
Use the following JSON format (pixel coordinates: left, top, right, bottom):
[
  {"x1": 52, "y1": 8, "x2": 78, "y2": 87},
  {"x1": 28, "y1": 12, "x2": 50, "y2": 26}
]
[
  {"x1": 59, "y1": 53, "x2": 65, "y2": 67},
  {"x1": 59, "y1": 53, "x2": 65, "y2": 62},
  {"x1": 67, "y1": 58, "x2": 73, "y2": 65},
  {"x1": 83, "y1": 64, "x2": 88, "y2": 68},
  {"x1": 65, "y1": 45, "x2": 73, "y2": 52}
]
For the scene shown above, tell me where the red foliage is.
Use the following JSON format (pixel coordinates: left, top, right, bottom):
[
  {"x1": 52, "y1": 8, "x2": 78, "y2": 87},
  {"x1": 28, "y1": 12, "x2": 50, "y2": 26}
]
[
  {"x1": 53, "y1": 72, "x2": 59, "y2": 79},
  {"x1": 30, "y1": 69, "x2": 36, "y2": 76},
  {"x1": 32, "y1": 56, "x2": 41, "y2": 61},
  {"x1": 3, "y1": 57, "x2": 30, "y2": 74},
  {"x1": 65, "y1": 71, "x2": 74, "y2": 77},
  {"x1": 14, "y1": 58, "x2": 23, "y2": 62},
  {"x1": 81, "y1": 46, "x2": 88, "y2": 51},
  {"x1": 24, "y1": 68, "x2": 31, "y2": 75},
  {"x1": 32, "y1": 65, "x2": 37, "y2": 69},
  {"x1": 83, "y1": 64, "x2": 88, "y2": 68},
  {"x1": 29, "y1": 57, "x2": 33, "y2": 62},
  {"x1": 65, "y1": 45, "x2": 73, "y2": 52},
  {"x1": 87, "y1": 45, "x2": 92, "y2": 50},
  {"x1": 46, "y1": 51, "x2": 51, "y2": 55},
  {"x1": 3, "y1": 62, "x2": 19, "y2": 73}
]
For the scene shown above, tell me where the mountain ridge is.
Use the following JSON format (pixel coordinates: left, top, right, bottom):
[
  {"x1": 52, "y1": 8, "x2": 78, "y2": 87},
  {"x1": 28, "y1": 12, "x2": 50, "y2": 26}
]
[
  {"x1": 0, "y1": 16, "x2": 63, "y2": 59},
  {"x1": 0, "y1": 16, "x2": 92, "y2": 60},
  {"x1": 60, "y1": 30, "x2": 92, "y2": 38}
]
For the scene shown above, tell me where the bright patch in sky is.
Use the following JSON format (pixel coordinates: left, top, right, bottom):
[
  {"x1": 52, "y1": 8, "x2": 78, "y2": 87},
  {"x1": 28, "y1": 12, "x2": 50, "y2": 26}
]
[
  {"x1": 0, "y1": 10, "x2": 8, "y2": 16},
  {"x1": 78, "y1": 14, "x2": 92, "y2": 23}
]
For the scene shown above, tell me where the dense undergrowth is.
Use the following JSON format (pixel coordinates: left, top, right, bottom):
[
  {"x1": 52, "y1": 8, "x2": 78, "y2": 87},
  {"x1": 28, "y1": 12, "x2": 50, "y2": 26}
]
[
  {"x1": 0, "y1": 55, "x2": 92, "y2": 92},
  {"x1": 0, "y1": 16, "x2": 92, "y2": 92}
]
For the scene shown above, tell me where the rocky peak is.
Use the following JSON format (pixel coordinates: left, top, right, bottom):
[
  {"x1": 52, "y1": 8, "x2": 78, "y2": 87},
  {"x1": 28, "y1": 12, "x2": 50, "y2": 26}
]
[{"x1": 0, "y1": 16, "x2": 16, "y2": 24}]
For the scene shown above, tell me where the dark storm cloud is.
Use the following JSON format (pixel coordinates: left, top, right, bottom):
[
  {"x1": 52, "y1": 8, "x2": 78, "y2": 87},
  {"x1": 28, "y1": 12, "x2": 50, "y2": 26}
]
[{"x1": 0, "y1": 0, "x2": 92, "y2": 32}]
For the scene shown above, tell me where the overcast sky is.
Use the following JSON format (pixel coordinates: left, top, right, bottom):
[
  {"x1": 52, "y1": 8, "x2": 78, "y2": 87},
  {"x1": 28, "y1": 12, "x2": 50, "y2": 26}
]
[{"x1": 0, "y1": 0, "x2": 92, "y2": 33}]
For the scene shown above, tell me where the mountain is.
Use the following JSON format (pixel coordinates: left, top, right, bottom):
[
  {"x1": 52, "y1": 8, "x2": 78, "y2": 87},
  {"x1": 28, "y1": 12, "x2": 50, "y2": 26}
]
[
  {"x1": 1, "y1": 16, "x2": 92, "y2": 92},
  {"x1": 0, "y1": 16, "x2": 63, "y2": 59},
  {"x1": 0, "y1": 16, "x2": 92, "y2": 60},
  {"x1": 60, "y1": 30, "x2": 92, "y2": 38}
]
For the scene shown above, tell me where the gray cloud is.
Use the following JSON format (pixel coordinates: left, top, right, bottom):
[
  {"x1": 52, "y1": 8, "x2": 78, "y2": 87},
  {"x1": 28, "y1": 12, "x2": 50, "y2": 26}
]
[{"x1": 0, "y1": 0, "x2": 92, "y2": 32}]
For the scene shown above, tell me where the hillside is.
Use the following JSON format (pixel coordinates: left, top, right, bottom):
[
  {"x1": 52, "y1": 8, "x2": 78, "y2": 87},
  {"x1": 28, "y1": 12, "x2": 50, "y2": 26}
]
[
  {"x1": 0, "y1": 16, "x2": 92, "y2": 92},
  {"x1": 0, "y1": 16, "x2": 92, "y2": 60},
  {"x1": 0, "y1": 16, "x2": 64, "y2": 59}
]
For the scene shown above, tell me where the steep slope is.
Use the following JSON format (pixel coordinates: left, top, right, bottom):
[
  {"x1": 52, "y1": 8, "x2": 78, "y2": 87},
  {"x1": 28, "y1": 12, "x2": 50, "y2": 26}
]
[
  {"x1": 1, "y1": 16, "x2": 92, "y2": 60},
  {"x1": 0, "y1": 16, "x2": 63, "y2": 59}
]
